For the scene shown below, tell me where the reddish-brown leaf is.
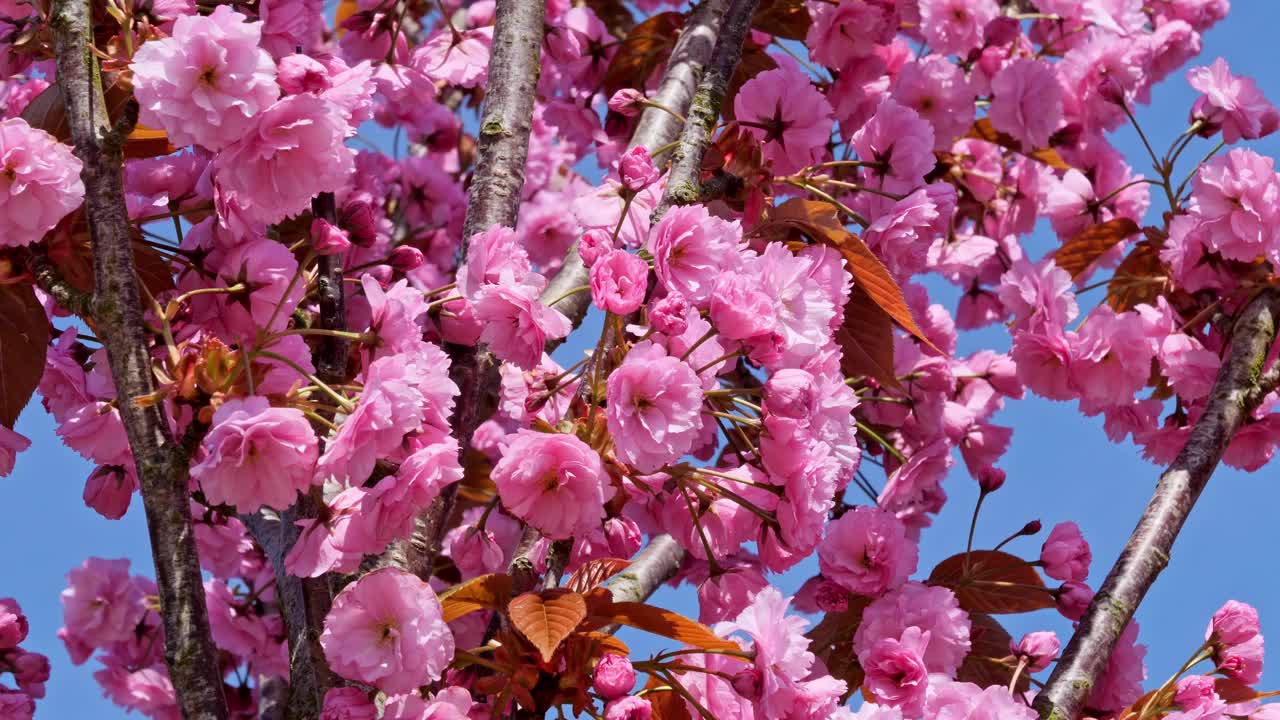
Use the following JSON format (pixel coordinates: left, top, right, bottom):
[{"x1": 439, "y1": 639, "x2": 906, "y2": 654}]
[
  {"x1": 1053, "y1": 218, "x2": 1142, "y2": 280},
  {"x1": 44, "y1": 214, "x2": 175, "y2": 311},
  {"x1": 603, "y1": 12, "x2": 684, "y2": 96},
  {"x1": 642, "y1": 672, "x2": 694, "y2": 720},
  {"x1": 566, "y1": 558, "x2": 632, "y2": 594},
  {"x1": 1214, "y1": 678, "x2": 1259, "y2": 703},
  {"x1": 956, "y1": 612, "x2": 1026, "y2": 692},
  {"x1": 836, "y1": 288, "x2": 899, "y2": 389},
  {"x1": 0, "y1": 285, "x2": 50, "y2": 427},
  {"x1": 966, "y1": 117, "x2": 1071, "y2": 170},
  {"x1": 590, "y1": 601, "x2": 743, "y2": 654},
  {"x1": 751, "y1": 0, "x2": 810, "y2": 40},
  {"x1": 929, "y1": 550, "x2": 1056, "y2": 614},
  {"x1": 585, "y1": 0, "x2": 638, "y2": 39},
  {"x1": 439, "y1": 573, "x2": 513, "y2": 623},
  {"x1": 1107, "y1": 240, "x2": 1168, "y2": 312},
  {"x1": 508, "y1": 589, "x2": 589, "y2": 663}
]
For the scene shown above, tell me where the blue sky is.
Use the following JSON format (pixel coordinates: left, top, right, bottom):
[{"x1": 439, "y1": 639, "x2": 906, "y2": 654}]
[{"x1": 8, "y1": 4, "x2": 1280, "y2": 717}]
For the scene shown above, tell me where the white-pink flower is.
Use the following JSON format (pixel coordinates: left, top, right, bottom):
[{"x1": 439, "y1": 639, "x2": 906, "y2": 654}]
[
  {"x1": 130, "y1": 5, "x2": 279, "y2": 151},
  {"x1": 320, "y1": 567, "x2": 455, "y2": 694},
  {"x1": 190, "y1": 396, "x2": 319, "y2": 512},
  {"x1": 0, "y1": 118, "x2": 84, "y2": 248},
  {"x1": 491, "y1": 430, "x2": 614, "y2": 539},
  {"x1": 605, "y1": 341, "x2": 704, "y2": 473}
]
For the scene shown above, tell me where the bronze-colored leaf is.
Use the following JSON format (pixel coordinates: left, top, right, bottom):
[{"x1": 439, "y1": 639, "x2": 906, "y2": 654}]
[
  {"x1": 508, "y1": 589, "x2": 589, "y2": 663},
  {"x1": 0, "y1": 285, "x2": 50, "y2": 427},
  {"x1": 589, "y1": 601, "x2": 743, "y2": 654},
  {"x1": 566, "y1": 558, "x2": 632, "y2": 594},
  {"x1": 1107, "y1": 240, "x2": 1168, "y2": 312},
  {"x1": 751, "y1": 0, "x2": 810, "y2": 40},
  {"x1": 602, "y1": 12, "x2": 684, "y2": 96},
  {"x1": 1052, "y1": 218, "x2": 1142, "y2": 280},
  {"x1": 836, "y1": 288, "x2": 899, "y2": 389},
  {"x1": 439, "y1": 573, "x2": 513, "y2": 622},
  {"x1": 641, "y1": 672, "x2": 694, "y2": 720},
  {"x1": 956, "y1": 612, "x2": 1025, "y2": 692},
  {"x1": 928, "y1": 550, "x2": 1056, "y2": 614},
  {"x1": 585, "y1": 0, "x2": 637, "y2": 39}
]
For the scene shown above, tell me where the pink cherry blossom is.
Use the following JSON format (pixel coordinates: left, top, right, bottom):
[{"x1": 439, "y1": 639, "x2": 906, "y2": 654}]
[
  {"x1": 1040, "y1": 521, "x2": 1092, "y2": 582},
  {"x1": 917, "y1": 0, "x2": 998, "y2": 56},
  {"x1": 490, "y1": 430, "x2": 614, "y2": 539},
  {"x1": 734, "y1": 63, "x2": 834, "y2": 174},
  {"x1": 648, "y1": 204, "x2": 745, "y2": 305},
  {"x1": 892, "y1": 56, "x2": 974, "y2": 150},
  {"x1": 604, "y1": 696, "x2": 653, "y2": 720},
  {"x1": 618, "y1": 146, "x2": 660, "y2": 192},
  {"x1": 214, "y1": 93, "x2": 356, "y2": 226},
  {"x1": 855, "y1": 582, "x2": 971, "y2": 676},
  {"x1": 863, "y1": 626, "x2": 930, "y2": 715},
  {"x1": 1191, "y1": 148, "x2": 1280, "y2": 263},
  {"x1": 818, "y1": 506, "x2": 918, "y2": 597},
  {"x1": 1012, "y1": 631, "x2": 1060, "y2": 672},
  {"x1": 320, "y1": 567, "x2": 455, "y2": 694},
  {"x1": 60, "y1": 558, "x2": 145, "y2": 655},
  {"x1": 852, "y1": 99, "x2": 937, "y2": 192},
  {"x1": 990, "y1": 58, "x2": 1064, "y2": 150},
  {"x1": 606, "y1": 341, "x2": 704, "y2": 473},
  {"x1": 1188, "y1": 58, "x2": 1280, "y2": 143},
  {"x1": 130, "y1": 5, "x2": 279, "y2": 151},
  {"x1": 412, "y1": 27, "x2": 493, "y2": 88},
  {"x1": 0, "y1": 117, "x2": 84, "y2": 248},
  {"x1": 1210, "y1": 600, "x2": 1262, "y2": 645},
  {"x1": 473, "y1": 279, "x2": 572, "y2": 369},
  {"x1": 1089, "y1": 621, "x2": 1148, "y2": 712},
  {"x1": 191, "y1": 397, "x2": 319, "y2": 512},
  {"x1": 0, "y1": 424, "x2": 30, "y2": 477}
]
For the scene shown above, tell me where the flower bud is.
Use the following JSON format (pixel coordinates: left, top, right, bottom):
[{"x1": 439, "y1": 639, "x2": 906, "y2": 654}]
[
  {"x1": 619, "y1": 146, "x2": 660, "y2": 192},
  {"x1": 83, "y1": 464, "x2": 137, "y2": 521},
  {"x1": 593, "y1": 654, "x2": 636, "y2": 700},
  {"x1": 390, "y1": 245, "x2": 425, "y2": 272},
  {"x1": 1011, "y1": 631, "x2": 1060, "y2": 672},
  {"x1": 977, "y1": 466, "x2": 1006, "y2": 493},
  {"x1": 1209, "y1": 600, "x2": 1260, "y2": 645},
  {"x1": 814, "y1": 579, "x2": 849, "y2": 613},
  {"x1": 1055, "y1": 581, "x2": 1093, "y2": 621},
  {"x1": 578, "y1": 228, "x2": 614, "y2": 267},
  {"x1": 311, "y1": 218, "x2": 352, "y2": 256},
  {"x1": 339, "y1": 200, "x2": 378, "y2": 247},
  {"x1": 649, "y1": 293, "x2": 689, "y2": 336},
  {"x1": 0, "y1": 598, "x2": 29, "y2": 649},
  {"x1": 608, "y1": 88, "x2": 647, "y2": 117},
  {"x1": 277, "y1": 54, "x2": 332, "y2": 95}
]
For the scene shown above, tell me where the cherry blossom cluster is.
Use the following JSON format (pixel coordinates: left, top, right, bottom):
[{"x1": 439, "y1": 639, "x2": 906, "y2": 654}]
[{"x1": 1, "y1": 0, "x2": 1279, "y2": 717}]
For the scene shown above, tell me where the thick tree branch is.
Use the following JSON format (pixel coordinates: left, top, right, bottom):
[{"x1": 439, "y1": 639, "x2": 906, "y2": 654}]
[
  {"x1": 607, "y1": 534, "x2": 685, "y2": 603},
  {"x1": 540, "y1": 0, "x2": 732, "y2": 342},
  {"x1": 27, "y1": 245, "x2": 93, "y2": 318},
  {"x1": 51, "y1": 1, "x2": 228, "y2": 718},
  {"x1": 242, "y1": 508, "x2": 336, "y2": 720},
  {"x1": 653, "y1": 0, "x2": 759, "y2": 220},
  {"x1": 1035, "y1": 289, "x2": 1280, "y2": 720},
  {"x1": 407, "y1": 0, "x2": 546, "y2": 581}
]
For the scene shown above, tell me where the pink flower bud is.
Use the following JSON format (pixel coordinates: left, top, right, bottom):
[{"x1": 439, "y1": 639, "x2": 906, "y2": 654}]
[
  {"x1": 12, "y1": 652, "x2": 49, "y2": 685},
  {"x1": 339, "y1": 200, "x2": 378, "y2": 246},
  {"x1": 593, "y1": 653, "x2": 636, "y2": 700},
  {"x1": 82, "y1": 464, "x2": 138, "y2": 521},
  {"x1": 619, "y1": 146, "x2": 660, "y2": 192},
  {"x1": 311, "y1": 218, "x2": 352, "y2": 256},
  {"x1": 1210, "y1": 600, "x2": 1261, "y2": 645},
  {"x1": 1055, "y1": 581, "x2": 1093, "y2": 621},
  {"x1": 608, "y1": 88, "x2": 647, "y2": 117},
  {"x1": 764, "y1": 368, "x2": 816, "y2": 420},
  {"x1": 578, "y1": 228, "x2": 614, "y2": 268},
  {"x1": 1012, "y1": 631, "x2": 1060, "y2": 672},
  {"x1": 648, "y1": 293, "x2": 689, "y2": 336},
  {"x1": 1099, "y1": 75, "x2": 1128, "y2": 106},
  {"x1": 1040, "y1": 521, "x2": 1091, "y2": 582},
  {"x1": 977, "y1": 466, "x2": 1006, "y2": 493},
  {"x1": 0, "y1": 598, "x2": 29, "y2": 649},
  {"x1": 390, "y1": 245, "x2": 426, "y2": 271},
  {"x1": 590, "y1": 250, "x2": 649, "y2": 315}
]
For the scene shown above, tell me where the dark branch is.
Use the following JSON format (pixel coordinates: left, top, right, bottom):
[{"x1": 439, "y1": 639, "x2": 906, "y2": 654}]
[
  {"x1": 51, "y1": 1, "x2": 228, "y2": 717},
  {"x1": 1035, "y1": 289, "x2": 1280, "y2": 720}
]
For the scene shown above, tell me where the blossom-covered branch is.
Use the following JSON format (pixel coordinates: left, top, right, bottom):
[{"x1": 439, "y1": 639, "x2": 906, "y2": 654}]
[
  {"x1": 1035, "y1": 289, "x2": 1280, "y2": 720},
  {"x1": 50, "y1": 0, "x2": 227, "y2": 717}
]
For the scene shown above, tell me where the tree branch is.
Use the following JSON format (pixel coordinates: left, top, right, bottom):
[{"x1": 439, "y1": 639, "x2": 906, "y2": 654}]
[
  {"x1": 652, "y1": 0, "x2": 760, "y2": 221},
  {"x1": 1035, "y1": 289, "x2": 1280, "y2": 720},
  {"x1": 51, "y1": 1, "x2": 228, "y2": 718},
  {"x1": 27, "y1": 245, "x2": 93, "y2": 318},
  {"x1": 406, "y1": 0, "x2": 546, "y2": 581},
  {"x1": 607, "y1": 534, "x2": 685, "y2": 603},
  {"x1": 540, "y1": 0, "x2": 733, "y2": 342},
  {"x1": 311, "y1": 193, "x2": 348, "y2": 383},
  {"x1": 241, "y1": 507, "x2": 336, "y2": 720}
]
